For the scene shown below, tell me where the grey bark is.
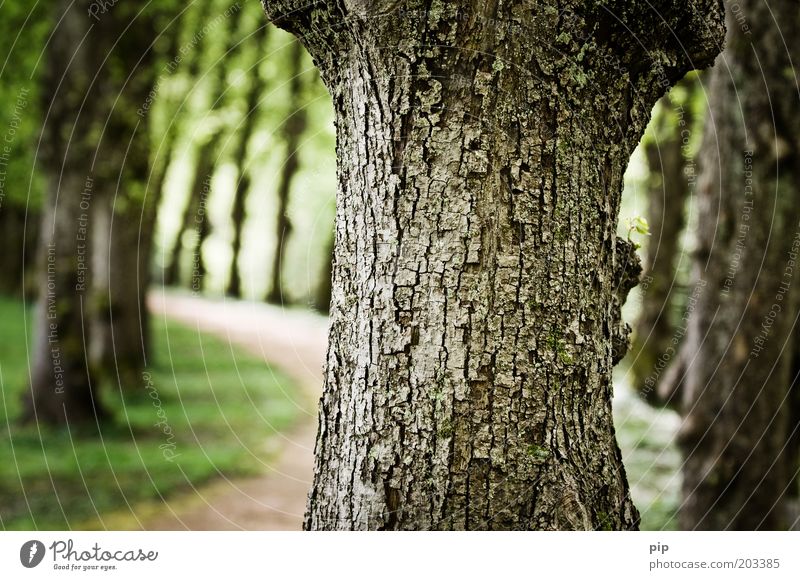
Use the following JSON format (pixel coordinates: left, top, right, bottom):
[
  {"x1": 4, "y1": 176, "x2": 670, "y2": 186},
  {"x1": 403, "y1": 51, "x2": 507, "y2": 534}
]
[
  {"x1": 265, "y1": 0, "x2": 724, "y2": 530},
  {"x1": 679, "y1": 0, "x2": 800, "y2": 530}
]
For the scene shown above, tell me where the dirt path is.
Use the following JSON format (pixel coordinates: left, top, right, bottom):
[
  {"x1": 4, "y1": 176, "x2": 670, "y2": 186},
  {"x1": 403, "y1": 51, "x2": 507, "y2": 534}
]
[{"x1": 143, "y1": 290, "x2": 328, "y2": 530}]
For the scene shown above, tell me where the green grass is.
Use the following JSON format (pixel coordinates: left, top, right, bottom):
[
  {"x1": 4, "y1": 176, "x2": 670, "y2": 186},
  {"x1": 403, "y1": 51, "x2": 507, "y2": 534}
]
[{"x1": 0, "y1": 296, "x2": 298, "y2": 530}]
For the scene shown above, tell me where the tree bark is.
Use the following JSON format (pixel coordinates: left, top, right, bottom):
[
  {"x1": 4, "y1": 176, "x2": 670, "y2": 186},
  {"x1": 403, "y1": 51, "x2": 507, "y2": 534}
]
[
  {"x1": 678, "y1": 0, "x2": 800, "y2": 530},
  {"x1": 629, "y1": 84, "x2": 694, "y2": 405},
  {"x1": 266, "y1": 0, "x2": 724, "y2": 530},
  {"x1": 265, "y1": 40, "x2": 307, "y2": 304},
  {"x1": 25, "y1": 0, "x2": 156, "y2": 423}
]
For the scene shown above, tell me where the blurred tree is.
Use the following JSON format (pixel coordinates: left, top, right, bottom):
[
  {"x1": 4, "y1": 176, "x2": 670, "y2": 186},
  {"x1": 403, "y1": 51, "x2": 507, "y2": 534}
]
[
  {"x1": 89, "y1": 3, "x2": 187, "y2": 390},
  {"x1": 163, "y1": 2, "x2": 245, "y2": 292},
  {"x1": 0, "y1": 3, "x2": 50, "y2": 298},
  {"x1": 159, "y1": 0, "x2": 218, "y2": 288},
  {"x1": 265, "y1": 39, "x2": 307, "y2": 305},
  {"x1": 628, "y1": 77, "x2": 701, "y2": 405},
  {"x1": 226, "y1": 22, "x2": 271, "y2": 298},
  {"x1": 677, "y1": 0, "x2": 800, "y2": 530},
  {"x1": 138, "y1": 2, "x2": 211, "y2": 357},
  {"x1": 26, "y1": 0, "x2": 159, "y2": 422},
  {"x1": 265, "y1": 0, "x2": 724, "y2": 529}
]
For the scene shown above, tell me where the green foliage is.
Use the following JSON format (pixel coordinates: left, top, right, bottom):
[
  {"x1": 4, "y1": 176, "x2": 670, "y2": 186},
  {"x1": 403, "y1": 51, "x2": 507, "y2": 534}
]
[
  {"x1": 0, "y1": 296, "x2": 297, "y2": 530},
  {"x1": 0, "y1": 2, "x2": 51, "y2": 210},
  {"x1": 625, "y1": 215, "x2": 651, "y2": 248}
]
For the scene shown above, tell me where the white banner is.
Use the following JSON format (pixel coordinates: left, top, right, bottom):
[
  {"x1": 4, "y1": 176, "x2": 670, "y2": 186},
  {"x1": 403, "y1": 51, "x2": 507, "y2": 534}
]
[{"x1": 0, "y1": 532, "x2": 797, "y2": 578}]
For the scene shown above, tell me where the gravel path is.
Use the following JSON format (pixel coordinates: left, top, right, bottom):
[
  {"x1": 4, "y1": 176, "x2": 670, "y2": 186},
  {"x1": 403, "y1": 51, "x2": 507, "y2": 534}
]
[{"x1": 142, "y1": 290, "x2": 328, "y2": 530}]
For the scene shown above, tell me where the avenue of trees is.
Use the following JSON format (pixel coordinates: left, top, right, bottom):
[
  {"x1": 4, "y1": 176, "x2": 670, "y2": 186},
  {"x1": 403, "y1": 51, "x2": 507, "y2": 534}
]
[{"x1": 0, "y1": 0, "x2": 797, "y2": 530}]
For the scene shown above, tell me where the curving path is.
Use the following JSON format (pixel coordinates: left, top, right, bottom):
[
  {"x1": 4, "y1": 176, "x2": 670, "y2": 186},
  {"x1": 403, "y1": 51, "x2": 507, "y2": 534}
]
[{"x1": 142, "y1": 290, "x2": 328, "y2": 530}]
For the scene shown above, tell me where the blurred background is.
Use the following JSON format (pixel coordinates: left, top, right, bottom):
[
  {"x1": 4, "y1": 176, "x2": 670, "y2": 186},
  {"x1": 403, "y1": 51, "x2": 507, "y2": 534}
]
[{"x1": 0, "y1": 0, "x2": 796, "y2": 531}]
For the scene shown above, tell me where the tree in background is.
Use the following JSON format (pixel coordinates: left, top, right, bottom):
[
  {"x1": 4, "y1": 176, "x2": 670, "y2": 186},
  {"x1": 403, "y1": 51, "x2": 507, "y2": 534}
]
[
  {"x1": 265, "y1": 39, "x2": 307, "y2": 305},
  {"x1": 0, "y1": 3, "x2": 50, "y2": 298},
  {"x1": 226, "y1": 22, "x2": 271, "y2": 299},
  {"x1": 628, "y1": 76, "x2": 702, "y2": 405},
  {"x1": 159, "y1": 1, "x2": 218, "y2": 288},
  {"x1": 26, "y1": 0, "x2": 159, "y2": 422},
  {"x1": 163, "y1": 2, "x2": 245, "y2": 291},
  {"x1": 676, "y1": 0, "x2": 800, "y2": 530},
  {"x1": 138, "y1": 2, "x2": 212, "y2": 357},
  {"x1": 265, "y1": 0, "x2": 724, "y2": 529}
]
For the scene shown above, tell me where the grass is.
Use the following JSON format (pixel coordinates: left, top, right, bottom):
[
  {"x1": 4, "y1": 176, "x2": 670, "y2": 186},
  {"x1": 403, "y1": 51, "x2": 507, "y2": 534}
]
[{"x1": 0, "y1": 296, "x2": 298, "y2": 530}]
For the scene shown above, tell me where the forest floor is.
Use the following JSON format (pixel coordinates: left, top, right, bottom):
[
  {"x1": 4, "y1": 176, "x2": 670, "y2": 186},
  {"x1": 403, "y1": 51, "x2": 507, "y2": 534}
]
[{"x1": 138, "y1": 290, "x2": 328, "y2": 530}]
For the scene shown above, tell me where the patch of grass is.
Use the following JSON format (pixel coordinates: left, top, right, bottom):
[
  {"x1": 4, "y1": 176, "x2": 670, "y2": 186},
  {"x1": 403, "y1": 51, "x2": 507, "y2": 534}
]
[{"x1": 0, "y1": 296, "x2": 297, "y2": 530}]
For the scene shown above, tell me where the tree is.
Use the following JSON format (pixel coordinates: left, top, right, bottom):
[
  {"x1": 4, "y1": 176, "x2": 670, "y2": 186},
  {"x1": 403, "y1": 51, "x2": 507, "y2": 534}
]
[
  {"x1": 264, "y1": 0, "x2": 725, "y2": 529},
  {"x1": 0, "y1": 2, "x2": 50, "y2": 299},
  {"x1": 677, "y1": 0, "x2": 800, "y2": 530},
  {"x1": 164, "y1": 2, "x2": 244, "y2": 292},
  {"x1": 265, "y1": 39, "x2": 307, "y2": 304},
  {"x1": 158, "y1": 1, "x2": 217, "y2": 288},
  {"x1": 25, "y1": 0, "x2": 157, "y2": 423},
  {"x1": 226, "y1": 23, "x2": 271, "y2": 298},
  {"x1": 628, "y1": 78, "x2": 699, "y2": 404}
]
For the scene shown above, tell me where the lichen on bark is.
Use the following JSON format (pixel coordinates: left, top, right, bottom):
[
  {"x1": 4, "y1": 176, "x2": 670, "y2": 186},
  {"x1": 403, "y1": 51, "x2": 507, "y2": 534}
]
[{"x1": 263, "y1": 0, "x2": 725, "y2": 530}]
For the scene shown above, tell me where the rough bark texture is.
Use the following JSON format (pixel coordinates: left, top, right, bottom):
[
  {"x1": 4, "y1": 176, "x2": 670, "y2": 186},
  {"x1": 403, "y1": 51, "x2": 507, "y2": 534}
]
[
  {"x1": 679, "y1": 0, "x2": 800, "y2": 530},
  {"x1": 629, "y1": 86, "x2": 693, "y2": 405},
  {"x1": 266, "y1": 39, "x2": 307, "y2": 304},
  {"x1": 26, "y1": 0, "x2": 155, "y2": 422},
  {"x1": 265, "y1": 0, "x2": 724, "y2": 530},
  {"x1": 226, "y1": 23, "x2": 271, "y2": 298}
]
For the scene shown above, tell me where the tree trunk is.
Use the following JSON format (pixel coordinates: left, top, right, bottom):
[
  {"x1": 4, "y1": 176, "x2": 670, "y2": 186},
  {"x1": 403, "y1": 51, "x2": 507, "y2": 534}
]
[
  {"x1": 678, "y1": 0, "x2": 800, "y2": 530},
  {"x1": 226, "y1": 19, "x2": 271, "y2": 300},
  {"x1": 265, "y1": 40, "x2": 307, "y2": 305},
  {"x1": 86, "y1": 10, "x2": 160, "y2": 391},
  {"x1": 26, "y1": 0, "x2": 155, "y2": 423},
  {"x1": 629, "y1": 85, "x2": 694, "y2": 405},
  {"x1": 226, "y1": 165, "x2": 249, "y2": 297},
  {"x1": 170, "y1": 4, "x2": 245, "y2": 294},
  {"x1": 137, "y1": 6, "x2": 193, "y2": 360},
  {"x1": 160, "y1": 0, "x2": 228, "y2": 288},
  {"x1": 187, "y1": 144, "x2": 214, "y2": 294},
  {"x1": 265, "y1": 0, "x2": 724, "y2": 529}
]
